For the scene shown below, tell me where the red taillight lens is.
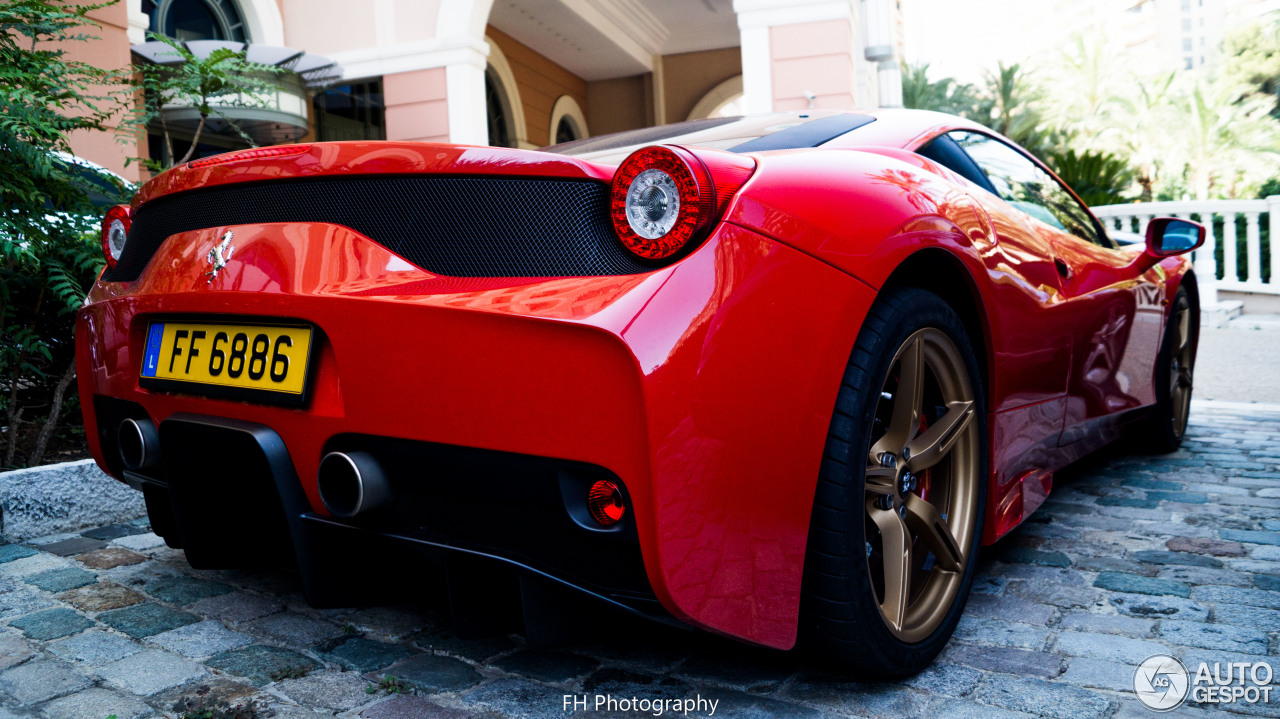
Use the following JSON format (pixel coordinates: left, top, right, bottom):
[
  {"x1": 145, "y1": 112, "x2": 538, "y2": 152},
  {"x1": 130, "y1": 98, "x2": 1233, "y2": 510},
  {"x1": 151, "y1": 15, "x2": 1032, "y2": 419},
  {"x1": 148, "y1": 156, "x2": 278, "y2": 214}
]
[
  {"x1": 610, "y1": 146, "x2": 710, "y2": 261},
  {"x1": 101, "y1": 204, "x2": 131, "y2": 270},
  {"x1": 609, "y1": 145, "x2": 756, "y2": 262},
  {"x1": 187, "y1": 144, "x2": 312, "y2": 169},
  {"x1": 587, "y1": 480, "x2": 626, "y2": 526}
]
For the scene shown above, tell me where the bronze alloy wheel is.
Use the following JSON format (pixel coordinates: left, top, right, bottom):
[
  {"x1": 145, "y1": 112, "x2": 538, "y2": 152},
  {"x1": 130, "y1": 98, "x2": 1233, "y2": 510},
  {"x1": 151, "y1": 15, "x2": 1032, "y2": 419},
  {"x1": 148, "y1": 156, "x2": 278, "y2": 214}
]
[
  {"x1": 863, "y1": 327, "x2": 980, "y2": 643},
  {"x1": 1169, "y1": 302, "x2": 1193, "y2": 439}
]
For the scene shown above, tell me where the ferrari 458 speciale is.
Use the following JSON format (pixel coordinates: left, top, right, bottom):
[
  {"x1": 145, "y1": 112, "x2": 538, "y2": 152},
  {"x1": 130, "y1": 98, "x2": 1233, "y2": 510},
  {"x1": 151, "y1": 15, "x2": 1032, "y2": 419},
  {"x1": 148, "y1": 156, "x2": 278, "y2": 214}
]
[{"x1": 78, "y1": 110, "x2": 1204, "y2": 675}]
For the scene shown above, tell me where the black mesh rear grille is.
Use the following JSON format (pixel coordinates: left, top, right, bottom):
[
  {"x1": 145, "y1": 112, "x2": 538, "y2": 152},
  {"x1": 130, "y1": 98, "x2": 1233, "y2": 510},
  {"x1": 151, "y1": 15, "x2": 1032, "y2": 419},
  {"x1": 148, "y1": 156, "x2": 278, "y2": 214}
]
[{"x1": 105, "y1": 176, "x2": 652, "y2": 281}]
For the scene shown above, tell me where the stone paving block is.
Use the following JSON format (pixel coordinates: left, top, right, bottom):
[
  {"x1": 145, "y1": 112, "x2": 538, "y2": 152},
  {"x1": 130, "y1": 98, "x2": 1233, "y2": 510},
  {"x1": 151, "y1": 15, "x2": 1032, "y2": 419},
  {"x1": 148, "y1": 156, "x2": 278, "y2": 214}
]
[
  {"x1": 1255, "y1": 574, "x2": 1280, "y2": 591},
  {"x1": 273, "y1": 669, "x2": 370, "y2": 712},
  {"x1": 47, "y1": 628, "x2": 142, "y2": 665},
  {"x1": 1167, "y1": 536, "x2": 1246, "y2": 556},
  {"x1": 1157, "y1": 619, "x2": 1272, "y2": 654},
  {"x1": 22, "y1": 567, "x2": 96, "y2": 593},
  {"x1": 0, "y1": 545, "x2": 36, "y2": 564},
  {"x1": 319, "y1": 636, "x2": 415, "y2": 673},
  {"x1": 8, "y1": 608, "x2": 93, "y2": 640},
  {"x1": 941, "y1": 644, "x2": 1063, "y2": 679},
  {"x1": 111, "y1": 532, "x2": 165, "y2": 551},
  {"x1": 931, "y1": 698, "x2": 1038, "y2": 719},
  {"x1": 0, "y1": 586, "x2": 55, "y2": 620},
  {"x1": 1094, "y1": 571, "x2": 1192, "y2": 597},
  {"x1": 1208, "y1": 603, "x2": 1280, "y2": 632},
  {"x1": 1097, "y1": 496, "x2": 1160, "y2": 509},
  {"x1": 996, "y1": 547, "x2": 1073, "y2": 567},
  {"x1": 245, "y1": 612, "x2": 340, "y2": 646},
  {"x1": 1250, "y1": 545, "x2": 1280, "y2": 561},
  {"x1": 189, "y1": 590, "x2": 284, "y2": 624},
  {"x1": 1004, "y1": 579, "x2": 1101, "y2": 609},
  {"x1": 149, "y1": 619, "x2": 254, "y2": 658},
  {"x1": 703, "y1": 685, "x2": 833, "y2": 718},
  {"x1": 1147, "y1": 490, "x2": 1210, "y2": 504},
  {"x1": 1158, "y1": 565, "x2": 1253, "y2": 588},
  {"x1": 1191, "y1": 585, "x2": 1280, "y2": 609},
  {"x1": 38, "y1": 537, "x2": 107, "y2": 557},
  {"x1": 1053, "y1": 630, "x2": 1172, "y2": 664},
  {"x1": 672, "y1": 648, "x2": 793, "y2": 692},
  {"x1": 1133, "y1": 550, "x2": 1225, "y2": 568},
  {"x1": 345, "y1": 606, "x2": 428, "y2": 640},
  {"x1": 40, "y1": 686, "x2": 153, "y2": 719},
  {"x1": 1058, "y1": 612, "x2": 1155, "y2": 637},
  {"x1": 380, "y1": 653, "x2": 484, "y2": 693},
  {"x1": 900, "y1": 662, "x2": 983, "y2": 698},
  {"x1": 1058, "y1": 656, "x2": 1139, "y2": 692},
  {"x1": 75, "y1": 547, "x2": 147, "y2": 570},
  {"x1": 0, "y1": 553, "x2": 71, "y2": 577},
  {"x1": 1221, "y1": 528, "x2": 1280, "y2": 546},
  {"x1": 965, "y1": 592, "x2": 1058, "y2": 624},
  {"x1": 81, "y1": 523, "x2": 147, "y2": 540},
  {"x1": 0, "y1": 658, "x2": 90, "y2": 705},
  {"x1": 1105, "y1": 591, "x2": 1203, "y2": 619},
  {"x1": 98, "y1": 649, "x2": 208, "y2": 695},
  {"x1": 0, "y1": 635, "x2": 35, "y2": 670},
  {"x1": 360, "y1": 694, "x2": 485, "y2": 719},
  {"x1": 206, "y1": 644, "x2": 319, "y2": 686},
  {"x1": 972, "y1": 674, "x2": 1111, "y2": 719},
  {"x1": 59, "y1": 580, "x2": 145, "y2": 612},
  {"x1": 990, "y1": 563, "x2": 1088, "y2": 585},
  {"x1": 144, "y1": 575, "x2": 233, "y2": 605},
  {"x1": 1075, "y1": 554, "x2": 1160, "y2": 576},
  {"x1": 411, "y1": 626, "x2": 516, "y2": 664},
  {"x1": 952, "y1": 615, "x2": 1051, "y2": 650},
  {"x1": 99, "y1": 602, "x2": 200, "y2": 638}
]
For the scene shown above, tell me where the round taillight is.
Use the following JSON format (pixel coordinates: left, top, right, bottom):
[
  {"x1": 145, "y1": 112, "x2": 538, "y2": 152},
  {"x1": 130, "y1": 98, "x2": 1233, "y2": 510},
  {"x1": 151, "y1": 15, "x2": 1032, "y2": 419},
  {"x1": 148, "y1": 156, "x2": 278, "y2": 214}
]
[
  {"x1": 587, "y1": 479, "x2": 626, "y2": 526},
  {"x1": 101, "y1": 205, "x2": 131, "y2": 270},
  {"x1": 610, "y1": 146, "x2": 711, "y2": 261}
]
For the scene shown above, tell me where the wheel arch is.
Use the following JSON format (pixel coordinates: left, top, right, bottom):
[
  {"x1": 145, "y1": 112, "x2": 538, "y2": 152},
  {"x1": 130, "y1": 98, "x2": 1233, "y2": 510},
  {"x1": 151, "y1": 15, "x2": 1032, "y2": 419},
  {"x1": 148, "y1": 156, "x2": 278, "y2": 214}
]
[{"x1": 878, "y1": 248, "x2": 994, "y2": 409}]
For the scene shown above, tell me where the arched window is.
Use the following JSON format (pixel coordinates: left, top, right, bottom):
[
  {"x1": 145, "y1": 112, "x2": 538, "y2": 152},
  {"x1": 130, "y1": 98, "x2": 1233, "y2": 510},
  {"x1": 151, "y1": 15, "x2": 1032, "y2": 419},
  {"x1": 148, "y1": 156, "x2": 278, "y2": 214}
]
[
  {"x1": 485, "y1": 67, "x2": 513, "y2": 148},
  {"x1": 143, "y1": 0, "x2": 249, "y2": 42},
  {"x1": 554, "y1": 117, "x2": 578, "y2": 144}
]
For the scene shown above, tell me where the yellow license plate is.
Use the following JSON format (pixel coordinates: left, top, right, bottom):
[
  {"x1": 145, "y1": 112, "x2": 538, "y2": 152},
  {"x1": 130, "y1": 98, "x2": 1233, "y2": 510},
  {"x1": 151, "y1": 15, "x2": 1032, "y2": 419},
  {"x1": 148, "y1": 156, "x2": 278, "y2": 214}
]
[{"x1": 139, "y1": 320, "x2": 314, "y2": 404}]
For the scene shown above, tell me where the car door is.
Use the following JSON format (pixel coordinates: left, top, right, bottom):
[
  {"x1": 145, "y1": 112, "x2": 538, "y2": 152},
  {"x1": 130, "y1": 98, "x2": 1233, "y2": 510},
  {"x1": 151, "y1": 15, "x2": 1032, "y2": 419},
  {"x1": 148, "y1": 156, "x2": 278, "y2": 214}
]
[{"x1": 951, "y1": 132, "x2": 1164, "y2": 445}]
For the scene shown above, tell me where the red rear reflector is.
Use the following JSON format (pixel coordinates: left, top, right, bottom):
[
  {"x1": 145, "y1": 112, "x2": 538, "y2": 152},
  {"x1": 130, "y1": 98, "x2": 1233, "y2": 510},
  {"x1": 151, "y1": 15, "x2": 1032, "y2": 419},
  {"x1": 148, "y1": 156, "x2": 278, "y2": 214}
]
[
  {"x1": 587, "y1": 480, "x2": 626, "y2": 526},
  {"x1": 101, "y1": 204, "x2": 131, "y2": 271},
  {"x1": 187, "y1": 144, "x2": 312, "y2": 169}
]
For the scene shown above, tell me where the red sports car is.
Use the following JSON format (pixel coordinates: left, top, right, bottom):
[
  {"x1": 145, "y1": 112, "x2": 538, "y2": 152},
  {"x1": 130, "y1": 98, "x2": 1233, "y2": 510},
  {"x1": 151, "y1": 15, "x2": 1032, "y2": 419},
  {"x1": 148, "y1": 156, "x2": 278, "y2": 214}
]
[{"x1": 77, "y1": 110, "x2": 1203, "y2": 676}]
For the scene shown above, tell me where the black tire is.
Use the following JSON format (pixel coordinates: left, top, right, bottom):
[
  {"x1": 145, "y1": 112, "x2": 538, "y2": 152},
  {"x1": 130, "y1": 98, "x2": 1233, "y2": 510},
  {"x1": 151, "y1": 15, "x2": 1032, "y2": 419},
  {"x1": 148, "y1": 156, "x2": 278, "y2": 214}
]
[
  {"x1": 1138, "y1": 286, "x2": 1196, "y2": 453},
  {"x1": 799, "y1": 286, "x2": 987, "y2": 678}
]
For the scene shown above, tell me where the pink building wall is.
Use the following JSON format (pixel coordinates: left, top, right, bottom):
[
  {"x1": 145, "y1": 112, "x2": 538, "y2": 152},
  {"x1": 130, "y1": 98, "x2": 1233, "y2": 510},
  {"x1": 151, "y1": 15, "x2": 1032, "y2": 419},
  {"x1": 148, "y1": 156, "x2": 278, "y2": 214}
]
[
  {"x1": 383, "y1": 68, "x2": 451, "y2": 143},
  {"x1": 769, "y1": 19, "x2": 857, "y2": 111}
]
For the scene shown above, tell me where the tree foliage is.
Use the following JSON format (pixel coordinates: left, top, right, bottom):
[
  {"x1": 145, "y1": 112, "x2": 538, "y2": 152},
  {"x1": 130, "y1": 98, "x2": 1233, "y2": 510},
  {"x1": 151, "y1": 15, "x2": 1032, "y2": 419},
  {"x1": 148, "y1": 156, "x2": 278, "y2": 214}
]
[
  {"x1": 135, "y1": 34, "x2": 285, "y2": 169},
  {"x1": 1, "y1": 1, "x2": 131, "y2": 468}
]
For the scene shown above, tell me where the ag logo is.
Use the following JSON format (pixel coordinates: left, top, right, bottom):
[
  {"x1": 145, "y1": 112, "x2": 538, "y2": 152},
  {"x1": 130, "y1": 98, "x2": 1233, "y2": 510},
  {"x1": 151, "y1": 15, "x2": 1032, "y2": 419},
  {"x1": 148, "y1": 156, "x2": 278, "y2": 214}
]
[{"x1": 1135, "y1": 654, "x2": 1190, "y2": 711}]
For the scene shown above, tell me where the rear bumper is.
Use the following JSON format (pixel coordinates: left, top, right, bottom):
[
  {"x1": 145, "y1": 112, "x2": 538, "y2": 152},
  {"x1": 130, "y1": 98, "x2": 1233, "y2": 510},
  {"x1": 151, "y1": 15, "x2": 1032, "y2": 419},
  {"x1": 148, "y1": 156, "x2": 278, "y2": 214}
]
[{"x1": 76, "y1": 220, "x2": 877, "y2": 649}]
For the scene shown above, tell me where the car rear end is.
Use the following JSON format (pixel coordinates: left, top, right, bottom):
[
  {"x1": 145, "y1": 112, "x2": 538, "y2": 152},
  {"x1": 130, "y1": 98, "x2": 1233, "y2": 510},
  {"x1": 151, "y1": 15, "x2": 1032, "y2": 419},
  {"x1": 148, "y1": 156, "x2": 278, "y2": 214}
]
[{"x1": 77, "y1": 121, "x2": 881, "y2": 649}]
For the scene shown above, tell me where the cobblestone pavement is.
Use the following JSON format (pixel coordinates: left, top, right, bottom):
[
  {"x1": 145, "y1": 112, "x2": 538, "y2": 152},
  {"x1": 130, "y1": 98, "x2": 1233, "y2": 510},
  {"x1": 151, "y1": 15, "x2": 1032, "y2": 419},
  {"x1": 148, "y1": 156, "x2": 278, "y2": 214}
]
[{"x1": 1, "y1": 401, "x2": 1278, "y2": 719}]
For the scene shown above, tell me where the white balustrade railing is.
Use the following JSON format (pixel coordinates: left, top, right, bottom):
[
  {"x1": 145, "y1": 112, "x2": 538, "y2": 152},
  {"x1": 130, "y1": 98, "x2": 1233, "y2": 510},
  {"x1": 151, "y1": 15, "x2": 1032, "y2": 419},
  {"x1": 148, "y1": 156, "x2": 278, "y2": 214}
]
[{"x1": 1091, "y1": 197, "x2": 1280, "y2": 305}]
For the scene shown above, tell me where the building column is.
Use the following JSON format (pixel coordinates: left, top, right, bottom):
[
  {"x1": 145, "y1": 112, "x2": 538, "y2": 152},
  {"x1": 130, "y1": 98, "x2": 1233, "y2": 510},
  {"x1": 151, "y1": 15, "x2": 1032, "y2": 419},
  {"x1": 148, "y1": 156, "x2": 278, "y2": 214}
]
[{"x1": 733, "y1": 0, "x2": 902, "y2": 112}]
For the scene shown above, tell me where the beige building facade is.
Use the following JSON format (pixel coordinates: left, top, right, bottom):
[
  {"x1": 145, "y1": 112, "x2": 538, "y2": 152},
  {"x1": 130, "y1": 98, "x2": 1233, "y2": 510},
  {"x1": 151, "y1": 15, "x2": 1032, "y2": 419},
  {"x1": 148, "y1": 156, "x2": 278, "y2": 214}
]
[{"x1": 68, "y1": 0, "x2": 904, "y2": 184}]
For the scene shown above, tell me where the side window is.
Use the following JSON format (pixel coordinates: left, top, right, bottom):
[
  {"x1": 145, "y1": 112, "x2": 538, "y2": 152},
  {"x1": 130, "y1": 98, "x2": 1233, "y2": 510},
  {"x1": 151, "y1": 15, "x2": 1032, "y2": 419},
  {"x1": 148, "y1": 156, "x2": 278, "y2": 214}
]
[
  {"x1": 950, "y1": 132, "x2": 1112, "y2": 248},
  {"x1": 916, "y1": 134, "x2": 997, "y2": 195}
]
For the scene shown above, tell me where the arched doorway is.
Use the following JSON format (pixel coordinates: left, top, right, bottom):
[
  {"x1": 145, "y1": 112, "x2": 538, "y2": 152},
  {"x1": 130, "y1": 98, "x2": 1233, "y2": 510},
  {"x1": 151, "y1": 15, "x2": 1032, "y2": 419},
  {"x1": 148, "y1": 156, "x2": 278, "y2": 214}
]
[{"x1": 549, "y1": 95, "x2": 588, "y2": 145}]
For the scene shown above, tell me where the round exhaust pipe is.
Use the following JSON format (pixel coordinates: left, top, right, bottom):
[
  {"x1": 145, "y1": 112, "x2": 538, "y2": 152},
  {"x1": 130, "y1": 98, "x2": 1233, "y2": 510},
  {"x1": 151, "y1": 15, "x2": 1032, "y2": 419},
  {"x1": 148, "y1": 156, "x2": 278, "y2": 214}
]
[
  {"x1": 317, "y1": 451, "x2": 391, "y2": 518},
  {"x1": 118, "y1": 418, "x2": 160, "y2": 471}
]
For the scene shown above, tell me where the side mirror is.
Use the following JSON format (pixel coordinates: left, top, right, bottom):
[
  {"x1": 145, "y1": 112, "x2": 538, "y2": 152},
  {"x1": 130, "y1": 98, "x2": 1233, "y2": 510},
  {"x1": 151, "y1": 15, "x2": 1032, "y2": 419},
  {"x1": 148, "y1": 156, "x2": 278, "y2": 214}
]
[{"x1": 1145, "y1": 217, "x2": 1205, "y2": 258}]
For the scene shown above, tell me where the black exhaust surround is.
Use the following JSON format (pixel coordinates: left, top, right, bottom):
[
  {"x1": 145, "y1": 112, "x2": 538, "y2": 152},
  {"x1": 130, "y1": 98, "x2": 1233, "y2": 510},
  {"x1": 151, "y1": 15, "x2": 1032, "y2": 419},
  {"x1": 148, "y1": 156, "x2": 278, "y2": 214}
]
[{"x1": 113, "y1": 411, "x2": 670, "y2": 636}]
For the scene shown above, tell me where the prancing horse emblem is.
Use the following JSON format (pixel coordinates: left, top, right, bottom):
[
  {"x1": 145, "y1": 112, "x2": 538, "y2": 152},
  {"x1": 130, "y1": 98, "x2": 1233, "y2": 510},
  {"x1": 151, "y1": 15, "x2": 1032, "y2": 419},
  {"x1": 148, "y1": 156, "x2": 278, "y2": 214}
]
[{"x1": 205, "y1": 230, "x2": 235, "y2": 283}]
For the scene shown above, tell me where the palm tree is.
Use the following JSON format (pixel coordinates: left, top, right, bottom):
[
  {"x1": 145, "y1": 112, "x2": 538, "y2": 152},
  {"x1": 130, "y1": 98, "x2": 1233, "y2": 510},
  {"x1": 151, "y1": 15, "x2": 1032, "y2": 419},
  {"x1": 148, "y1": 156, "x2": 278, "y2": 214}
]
[
  {"x1": 1173, "y1": 79, "x2": 1280, "y2": 199},
  {"x1": 901, "y1": 62, "x2": 979, "y2": 117}
]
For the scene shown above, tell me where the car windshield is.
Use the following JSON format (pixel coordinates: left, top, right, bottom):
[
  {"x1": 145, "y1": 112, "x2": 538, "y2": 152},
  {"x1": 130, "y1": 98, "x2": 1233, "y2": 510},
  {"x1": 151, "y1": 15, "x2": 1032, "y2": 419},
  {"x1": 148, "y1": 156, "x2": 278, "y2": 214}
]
[{"x1": 541, "y1": 112, "x2": 873, "y2": 164}]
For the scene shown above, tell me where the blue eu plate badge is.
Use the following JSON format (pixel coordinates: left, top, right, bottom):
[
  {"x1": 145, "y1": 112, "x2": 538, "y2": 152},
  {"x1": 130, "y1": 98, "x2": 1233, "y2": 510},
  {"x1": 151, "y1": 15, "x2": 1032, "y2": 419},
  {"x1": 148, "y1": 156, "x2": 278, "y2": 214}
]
[{"x1": 141, "y1": 322, "x2": 165, "y2": 378}]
